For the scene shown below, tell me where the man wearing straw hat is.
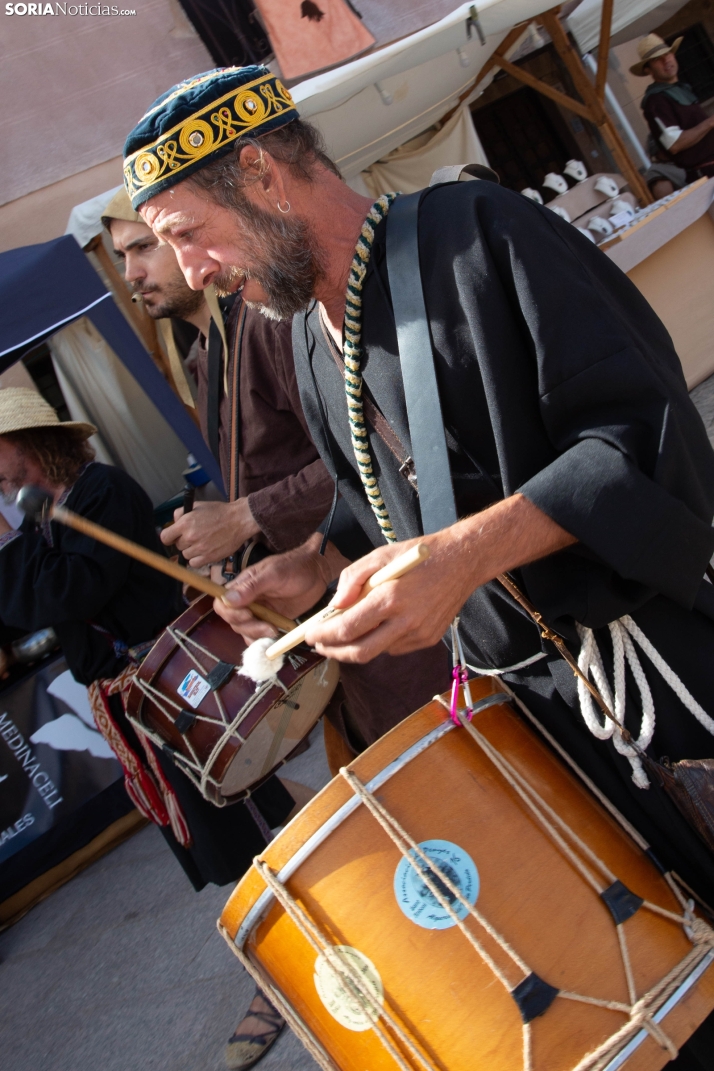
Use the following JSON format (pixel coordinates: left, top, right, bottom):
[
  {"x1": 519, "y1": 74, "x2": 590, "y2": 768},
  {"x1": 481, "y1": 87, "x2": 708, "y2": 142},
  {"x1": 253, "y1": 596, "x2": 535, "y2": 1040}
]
[
  {"x1": 0, "y1": 388, "x2": 182, "y2": 685},
  {"x1": 633, "y1": 33, "x2": 714, "y2": 182}
]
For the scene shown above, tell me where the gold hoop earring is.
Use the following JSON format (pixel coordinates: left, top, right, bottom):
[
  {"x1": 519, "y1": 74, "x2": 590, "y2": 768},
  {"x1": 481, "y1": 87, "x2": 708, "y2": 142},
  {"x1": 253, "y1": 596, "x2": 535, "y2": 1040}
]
[{"x1": 277, "y1": 199, "x2": 291, "y2": 214}]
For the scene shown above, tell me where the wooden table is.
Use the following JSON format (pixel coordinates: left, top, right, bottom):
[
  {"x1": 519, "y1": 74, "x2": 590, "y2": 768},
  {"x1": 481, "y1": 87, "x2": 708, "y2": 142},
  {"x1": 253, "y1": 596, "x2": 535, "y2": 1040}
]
[{"x1": 601, "y1": 178, "x2": 714, "y2": 389}]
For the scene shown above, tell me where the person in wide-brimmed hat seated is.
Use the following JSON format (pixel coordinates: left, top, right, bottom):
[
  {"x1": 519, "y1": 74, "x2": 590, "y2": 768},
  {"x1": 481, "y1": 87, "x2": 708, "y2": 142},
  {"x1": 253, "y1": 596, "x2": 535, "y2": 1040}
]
[
  {"x1": 0, "y1": 387, "x2": 182, "y2": 686},
  {"x1": 632, "y1": 33, "x2": 714, "y2": 183},
  {"x1": 0, "y1": 388, "x2": 304, "y2": 1068}
]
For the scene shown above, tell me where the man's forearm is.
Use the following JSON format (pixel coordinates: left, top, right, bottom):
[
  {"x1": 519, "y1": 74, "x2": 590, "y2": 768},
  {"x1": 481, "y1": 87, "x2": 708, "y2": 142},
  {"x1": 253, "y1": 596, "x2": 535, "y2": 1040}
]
[
  {"x1": 309, "y1": 494, "x2": 578, "y2": 661},
  {"x1": 441, "y1": 493, "x2": 577, "y2": 595},
  {"x1": 671, "y1": 117, "x2": 714, "y2": 153}
]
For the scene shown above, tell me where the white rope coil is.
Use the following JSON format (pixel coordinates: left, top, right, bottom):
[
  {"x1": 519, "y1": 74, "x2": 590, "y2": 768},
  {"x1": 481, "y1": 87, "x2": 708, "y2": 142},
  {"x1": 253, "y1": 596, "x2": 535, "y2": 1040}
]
[{"x1": 576, "y1": 615, "x2": 714, "y2": 787}]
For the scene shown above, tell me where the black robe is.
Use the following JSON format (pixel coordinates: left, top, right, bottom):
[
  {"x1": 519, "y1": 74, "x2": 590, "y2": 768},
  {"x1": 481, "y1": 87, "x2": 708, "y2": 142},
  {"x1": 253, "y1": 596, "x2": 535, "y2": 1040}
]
[
  {"x1": 0, "y1": 462, "x2": 182, "y2": 684},
  {"x1": 293, "y1": 180, "x2": 714, "y2": 1067},
  {"x1": 0, "y1": 462, "x2": 293, "y2": 889},
  {"x1": 293, "y1": 180, "x2": 714, "y2": 898}
]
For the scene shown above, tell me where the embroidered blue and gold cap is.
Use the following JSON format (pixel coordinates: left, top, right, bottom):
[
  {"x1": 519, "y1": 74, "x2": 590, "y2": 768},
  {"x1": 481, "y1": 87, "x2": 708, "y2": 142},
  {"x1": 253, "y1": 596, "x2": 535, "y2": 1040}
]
[{"x1": 123, "y1": 66, "x2": 299, "y2": 210}]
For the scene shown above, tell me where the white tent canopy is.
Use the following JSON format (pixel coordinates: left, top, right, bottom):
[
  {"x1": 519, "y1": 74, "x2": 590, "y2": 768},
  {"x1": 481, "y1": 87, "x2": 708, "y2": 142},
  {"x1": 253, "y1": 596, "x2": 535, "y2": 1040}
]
[
  {"x1": 567, "y1": 0, "x2": 691, "y2": 53},
  {"x1": 294, "y1": 0, "x2": 560, "y2": 178},
  {"x1": 65, "y1": 187, "x2": 123, "y2": 250},
  {"x1": 69, "y1": 0, "x2": 684, "y2": 230}
]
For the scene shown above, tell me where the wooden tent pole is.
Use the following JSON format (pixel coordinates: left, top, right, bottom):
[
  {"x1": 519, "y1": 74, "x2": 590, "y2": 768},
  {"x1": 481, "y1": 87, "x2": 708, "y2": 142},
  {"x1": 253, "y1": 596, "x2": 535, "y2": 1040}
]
[
  {"x1": 492, "y1": 55, "x2": 592, "y2": 119},
  {"x1": 539, "y1": 10, "x2": 653, "y2": 204},
  {"x1": 594, "y1": 0, "x2": 615, "y2": 100},
  {"x1": 439, "y1": 5, "x2": 651, "y2": 206}
]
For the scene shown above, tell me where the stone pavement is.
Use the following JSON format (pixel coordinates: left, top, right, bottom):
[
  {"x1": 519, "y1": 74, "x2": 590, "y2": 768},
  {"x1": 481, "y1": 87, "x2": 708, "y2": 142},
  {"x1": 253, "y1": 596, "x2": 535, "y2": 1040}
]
[
  {"x1": 0, "y1": 727, "x2": 330, "y2": 1071},
  {"x1": 691, "y1": 372, "x2": 714, "y2": 449}
]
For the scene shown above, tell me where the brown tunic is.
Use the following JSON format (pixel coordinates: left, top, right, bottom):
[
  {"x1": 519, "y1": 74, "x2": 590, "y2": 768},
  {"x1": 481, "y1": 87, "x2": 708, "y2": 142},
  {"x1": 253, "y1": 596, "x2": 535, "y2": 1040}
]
[
  {"x1": 195, "y1": 297, "x2": 334, "y2": 552},
  {"x1": 194, "y1": 297, "x2": 451, "y2": 751}
]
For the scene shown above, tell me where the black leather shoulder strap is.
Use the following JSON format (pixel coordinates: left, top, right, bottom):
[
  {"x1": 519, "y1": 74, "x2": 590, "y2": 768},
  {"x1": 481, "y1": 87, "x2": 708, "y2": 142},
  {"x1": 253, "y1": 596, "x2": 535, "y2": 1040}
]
[{"x1": 386, "y1": 192, "x2": 458, "y2": 534}]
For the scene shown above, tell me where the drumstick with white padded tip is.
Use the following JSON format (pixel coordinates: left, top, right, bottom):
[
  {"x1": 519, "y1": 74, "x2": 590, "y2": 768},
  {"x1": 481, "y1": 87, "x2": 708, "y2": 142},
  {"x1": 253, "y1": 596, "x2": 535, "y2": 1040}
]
[
  {"x1": 239, "y1": 543, "x2": 430, "y2": 682},
  {"x1": 269, "y1": 543, "x2": 430, "y2": 659},
  {"x1": 15, "y1": 484, "x2": 296, "y2": 635}
]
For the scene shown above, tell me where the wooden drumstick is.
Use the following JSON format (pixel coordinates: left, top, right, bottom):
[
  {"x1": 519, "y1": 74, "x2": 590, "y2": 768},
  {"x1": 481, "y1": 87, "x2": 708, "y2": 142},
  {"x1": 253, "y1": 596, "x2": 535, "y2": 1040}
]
[
  {"x1": 265, "y1": 543, "x2": 430, "y2": 661},
  {"x1": 15, "y1": 486, "x2": 296, "y2": 634}
]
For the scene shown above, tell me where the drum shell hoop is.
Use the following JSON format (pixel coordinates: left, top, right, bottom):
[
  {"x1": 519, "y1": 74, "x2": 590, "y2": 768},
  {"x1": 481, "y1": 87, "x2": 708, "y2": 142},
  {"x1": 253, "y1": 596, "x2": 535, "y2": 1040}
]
[
  {"x1": 220, "y1": 683, "x2": 714, "y2": 1071},
  {"x1": 125, "y1": 594, "x2": 328, "y2": 803}
]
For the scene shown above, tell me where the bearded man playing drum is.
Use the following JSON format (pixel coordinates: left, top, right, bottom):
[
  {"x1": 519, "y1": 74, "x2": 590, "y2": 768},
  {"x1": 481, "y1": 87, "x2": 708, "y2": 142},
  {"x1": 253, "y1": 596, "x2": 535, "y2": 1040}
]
[
  {"x1": 126, "y1": 67, "x2": 714, "y2": 1068},
  {"x1": 103, "y1": 185, "x2": 450, "y2": 1066}
]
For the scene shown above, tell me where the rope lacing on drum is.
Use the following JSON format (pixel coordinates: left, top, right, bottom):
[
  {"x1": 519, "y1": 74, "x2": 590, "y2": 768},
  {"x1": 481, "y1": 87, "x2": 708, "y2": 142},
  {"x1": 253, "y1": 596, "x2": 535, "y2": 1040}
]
[
  {"x1": 238, "y1": 689, "x2": 714, "y2": 1071},
  {"x1": 445, "y1": 697, "x2": 714, "y2": 1069},
  {"x1": 255, "y1": 858, "x2": 435, "y2": 1071},
  {"x1": 165, "y1": 626, "x2": 234, "y2": 728},
  {"x1": 131, "y1": 676, "x2": 221, "y2": 783},
  {"x1": 575, "y1": 616, "x2": 714, "y2": 788},
  {"x1": 129, "y1": 674, "x2": 275, "y2": 803},
  {"x1": 218, "y1": 918, "x2": 342, "y2": 1071},
  {"x1": 166, "y1": 625, "x2": 230, "y2": 672},
  {"x1": 134, "y1": 676, "x2": 229, "y2": 732}
]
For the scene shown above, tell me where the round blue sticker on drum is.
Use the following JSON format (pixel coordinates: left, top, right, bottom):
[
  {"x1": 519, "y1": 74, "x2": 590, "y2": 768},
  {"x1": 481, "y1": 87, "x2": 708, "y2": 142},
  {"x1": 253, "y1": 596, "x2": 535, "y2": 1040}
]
[{"x1": 393, "y1": 839, "x2": 479, "y2": 930}]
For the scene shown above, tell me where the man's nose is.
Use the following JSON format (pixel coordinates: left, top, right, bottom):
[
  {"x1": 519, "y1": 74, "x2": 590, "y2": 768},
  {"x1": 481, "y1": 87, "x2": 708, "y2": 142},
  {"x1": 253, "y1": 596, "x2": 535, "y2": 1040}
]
[
  {"x1": 176, "y1": 250, "x2": 218, "y2": 291},
  {"x1": 123, "y1": 254, "x2": 145, "y2": 284}
]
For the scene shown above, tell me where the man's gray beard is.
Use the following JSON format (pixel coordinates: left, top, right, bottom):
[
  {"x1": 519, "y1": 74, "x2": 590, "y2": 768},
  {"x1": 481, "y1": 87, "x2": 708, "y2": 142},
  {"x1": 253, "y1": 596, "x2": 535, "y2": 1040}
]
[
  {"x1": 213, "y1": 204, "x2": 323, "y2": 322},
  {"x1": 242, "y1": 298, "x2": 284, "y2": 322},
  {"x1": 213, "y1": 266, "x2": 243, "y2": 299},
  {"x1": 1, "y1": 486, "x2": 18, "y2": 506}
]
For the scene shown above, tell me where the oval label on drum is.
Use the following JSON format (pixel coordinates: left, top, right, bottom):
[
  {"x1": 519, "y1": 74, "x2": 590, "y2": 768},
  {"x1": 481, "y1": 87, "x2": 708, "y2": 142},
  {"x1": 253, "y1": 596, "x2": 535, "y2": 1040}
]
[
  {"x1": 313, "y1": 945, "x2": 383, "y2": 1032},
  {"x1": 394, "y1": 839, "x2": 479, "y2": 930}
]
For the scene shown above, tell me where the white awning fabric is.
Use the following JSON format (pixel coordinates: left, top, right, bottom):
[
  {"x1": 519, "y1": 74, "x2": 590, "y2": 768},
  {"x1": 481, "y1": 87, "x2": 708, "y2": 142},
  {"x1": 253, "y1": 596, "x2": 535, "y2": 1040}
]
[
  {"x1": 294, "y1": 0, "x2": 559, "y2": 177},
  {"x1": 567, "y1": 0, "x2": 691, "y2": 53}
]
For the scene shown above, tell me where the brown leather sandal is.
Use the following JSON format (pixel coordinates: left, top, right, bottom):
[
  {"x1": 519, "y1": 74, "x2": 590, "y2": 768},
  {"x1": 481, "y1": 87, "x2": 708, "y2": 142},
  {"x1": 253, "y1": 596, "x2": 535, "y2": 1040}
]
[{"x1": 225, "y1": 999, "x2": 285, "y2": 1070}]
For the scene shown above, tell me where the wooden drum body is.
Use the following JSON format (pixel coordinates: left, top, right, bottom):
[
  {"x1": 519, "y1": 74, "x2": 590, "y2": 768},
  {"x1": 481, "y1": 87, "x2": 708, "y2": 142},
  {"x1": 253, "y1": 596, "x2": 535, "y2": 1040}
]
[
  {"x1": 126, "y1": 595, "x2": 339, "y2": 805},
  {"x1": 220, "y1": 678, "x2": 714, "y2": 1071}
]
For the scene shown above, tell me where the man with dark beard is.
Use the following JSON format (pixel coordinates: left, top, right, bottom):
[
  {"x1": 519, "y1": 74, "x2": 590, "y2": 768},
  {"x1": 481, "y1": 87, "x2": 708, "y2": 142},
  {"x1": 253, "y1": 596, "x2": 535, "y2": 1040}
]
[
  {"x1": 103, "y1": 188, "x2": 335, "y2": 566},
  {"x1": 124, "y1": 66, "x2": 714, "y2": 1068}
]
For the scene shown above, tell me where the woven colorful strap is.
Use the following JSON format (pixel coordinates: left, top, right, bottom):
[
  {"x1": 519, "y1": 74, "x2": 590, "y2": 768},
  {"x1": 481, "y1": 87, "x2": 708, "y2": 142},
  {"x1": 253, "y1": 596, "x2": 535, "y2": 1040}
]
[{"x1": 88, "y1": 666, "x2": 192, "y2": 848}]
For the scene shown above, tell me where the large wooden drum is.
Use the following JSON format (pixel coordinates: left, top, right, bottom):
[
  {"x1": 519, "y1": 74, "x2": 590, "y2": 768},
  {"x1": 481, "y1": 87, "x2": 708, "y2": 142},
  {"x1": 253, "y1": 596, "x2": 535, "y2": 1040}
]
[
  {"x1": 126, "y1": 595, "x2": 339, "y2": 805},
  {"x1": 219, "y1": 677, "x2": 714, "y2": 1071}
]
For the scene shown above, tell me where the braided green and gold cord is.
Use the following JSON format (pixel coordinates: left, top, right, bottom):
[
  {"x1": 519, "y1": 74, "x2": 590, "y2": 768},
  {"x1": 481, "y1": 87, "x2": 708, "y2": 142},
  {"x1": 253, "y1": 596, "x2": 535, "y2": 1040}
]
[{"x1": 343, "y1": 192, "x2": 399, "y2": 543}]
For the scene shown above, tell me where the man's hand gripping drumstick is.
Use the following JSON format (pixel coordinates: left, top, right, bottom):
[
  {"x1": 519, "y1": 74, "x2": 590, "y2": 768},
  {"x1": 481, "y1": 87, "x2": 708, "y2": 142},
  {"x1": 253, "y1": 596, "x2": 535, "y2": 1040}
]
[
  {"x1": 266, "y1": 543, "x2": 429, "y2": 659},
  {"x1": 216, "y1": 496, "x2": 576, "y2": 663},
  {"x1": 16, "y1": 485, "x2": 295, "y2": 635},
  {"x1": 218, "y1": 540, "x2": 430, "y2": 683},
  {"x1": 215, "y1": 534, "x2": 432, "y2": 650}
]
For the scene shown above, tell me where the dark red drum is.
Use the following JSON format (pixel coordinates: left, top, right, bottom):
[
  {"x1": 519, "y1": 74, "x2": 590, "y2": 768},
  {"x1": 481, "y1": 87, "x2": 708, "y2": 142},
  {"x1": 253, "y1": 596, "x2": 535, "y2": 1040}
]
[{"x1": 126, "y1": 595, "x2": 339, "y2": 806}]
